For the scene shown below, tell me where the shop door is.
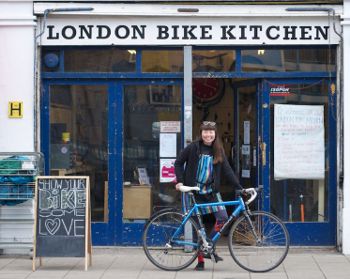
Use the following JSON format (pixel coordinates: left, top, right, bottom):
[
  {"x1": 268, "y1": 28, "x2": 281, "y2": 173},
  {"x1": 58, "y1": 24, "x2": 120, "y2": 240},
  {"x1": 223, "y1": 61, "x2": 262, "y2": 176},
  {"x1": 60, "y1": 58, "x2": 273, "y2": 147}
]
[
  {"x1": 116, "y1": 80, "x2": 183, "y2": 245},
  {"x1": 260, "y1": 78, "x2": 337, "y2": 245},
  {"x1": 42, "y1": 82, "x2": 116, "y2": 245}
]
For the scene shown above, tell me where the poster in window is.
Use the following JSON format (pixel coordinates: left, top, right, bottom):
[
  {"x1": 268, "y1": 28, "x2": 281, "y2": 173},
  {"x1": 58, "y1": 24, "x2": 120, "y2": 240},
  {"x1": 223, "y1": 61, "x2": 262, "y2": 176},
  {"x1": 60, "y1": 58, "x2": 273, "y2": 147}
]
[
  {"x1": 274, "y1": 104, "x2": 325, "y2": 180},
  {"x1": 160, "y1": 159, "x2": 176, "y2": 183}
]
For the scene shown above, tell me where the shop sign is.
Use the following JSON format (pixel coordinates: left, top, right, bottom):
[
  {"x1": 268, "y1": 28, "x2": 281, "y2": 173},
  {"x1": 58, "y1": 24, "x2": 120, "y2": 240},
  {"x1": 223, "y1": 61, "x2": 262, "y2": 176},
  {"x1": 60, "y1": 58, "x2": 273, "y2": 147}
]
[
  {"x1": 38, "y1": 17, "x2": 340, "y2": 46},
  {"x1": 270, "y1": 86, "x2": 291, "y2": 97}
]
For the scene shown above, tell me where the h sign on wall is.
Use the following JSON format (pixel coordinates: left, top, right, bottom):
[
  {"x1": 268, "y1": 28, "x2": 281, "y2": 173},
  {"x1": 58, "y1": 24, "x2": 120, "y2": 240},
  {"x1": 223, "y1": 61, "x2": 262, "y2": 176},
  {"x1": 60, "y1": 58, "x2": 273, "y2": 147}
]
[{"x1": 8, "y1": 102, "x2": 23, "y2": 118}]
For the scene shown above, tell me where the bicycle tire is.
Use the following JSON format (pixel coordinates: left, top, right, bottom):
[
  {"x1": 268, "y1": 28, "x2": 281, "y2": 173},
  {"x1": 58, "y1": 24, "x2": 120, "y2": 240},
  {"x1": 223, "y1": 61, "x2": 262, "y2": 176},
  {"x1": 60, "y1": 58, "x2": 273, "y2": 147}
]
[
  {"x1": 228, "y1": 210, "x2": 289, "y2": 273},
  {"x1": 142, "y1": 209, "x2": 200, "y2": 271}
]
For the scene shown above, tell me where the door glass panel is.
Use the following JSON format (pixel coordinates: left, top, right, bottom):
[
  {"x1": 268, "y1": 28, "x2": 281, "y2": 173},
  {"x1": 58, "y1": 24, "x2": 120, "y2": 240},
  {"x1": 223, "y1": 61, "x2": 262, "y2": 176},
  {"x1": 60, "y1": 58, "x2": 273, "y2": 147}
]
[
  {"x1": 269, "y1": 80, "x2": 330, "y2": 222},
  {"x1": 123, "y1": 84, "x2": 182, "y2": 221},
  {"x1": 237, "y1": 85, "x2": 257, "y2": 190},
  {"x1": 49, "y1": 85, "x2": 108, "y2": 222}
]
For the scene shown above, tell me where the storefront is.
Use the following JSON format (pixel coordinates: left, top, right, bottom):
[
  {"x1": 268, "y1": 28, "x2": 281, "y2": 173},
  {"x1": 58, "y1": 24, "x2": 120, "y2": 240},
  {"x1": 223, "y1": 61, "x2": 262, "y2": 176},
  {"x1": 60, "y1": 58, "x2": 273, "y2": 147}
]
[{"x1": 33, "y1": 2, "x2": 341, "y2": 246}]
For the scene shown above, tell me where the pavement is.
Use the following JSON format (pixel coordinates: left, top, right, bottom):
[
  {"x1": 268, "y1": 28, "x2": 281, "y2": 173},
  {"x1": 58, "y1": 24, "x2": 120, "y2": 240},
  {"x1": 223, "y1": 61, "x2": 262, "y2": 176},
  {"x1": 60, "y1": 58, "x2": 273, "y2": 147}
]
[{"x1": 0, "y1": 247, "x2": 350, "y2": 279}]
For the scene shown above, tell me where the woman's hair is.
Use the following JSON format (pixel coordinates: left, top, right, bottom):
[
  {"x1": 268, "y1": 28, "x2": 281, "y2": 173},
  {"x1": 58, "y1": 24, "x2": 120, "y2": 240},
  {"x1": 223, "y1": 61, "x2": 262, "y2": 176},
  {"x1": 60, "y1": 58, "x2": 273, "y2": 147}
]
[{"x1": 199, "y1": 121, "x2": 224, "y2": 164}]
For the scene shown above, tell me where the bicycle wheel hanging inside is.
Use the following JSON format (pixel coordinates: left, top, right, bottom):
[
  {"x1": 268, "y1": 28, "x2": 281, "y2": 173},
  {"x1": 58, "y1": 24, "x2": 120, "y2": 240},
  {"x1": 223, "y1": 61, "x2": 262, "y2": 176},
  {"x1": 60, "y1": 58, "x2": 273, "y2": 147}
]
[
  {"x1": 142, "y1": 210, "x2": 200, "y2": 271},
  {"x1": 228, "y1": 211, "x2": 290, "y2": 273}
]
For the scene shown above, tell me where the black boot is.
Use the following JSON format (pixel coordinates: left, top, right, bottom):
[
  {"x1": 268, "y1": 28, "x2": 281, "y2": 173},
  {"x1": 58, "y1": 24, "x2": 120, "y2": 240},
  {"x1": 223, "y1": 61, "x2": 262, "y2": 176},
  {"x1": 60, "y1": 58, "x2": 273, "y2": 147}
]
[
  {"x1": 203, "y1": 252, "x2": 223, "y2": 262},
  {"x1": 194, "y1": 262, "x2": 205, "y2": 271}
]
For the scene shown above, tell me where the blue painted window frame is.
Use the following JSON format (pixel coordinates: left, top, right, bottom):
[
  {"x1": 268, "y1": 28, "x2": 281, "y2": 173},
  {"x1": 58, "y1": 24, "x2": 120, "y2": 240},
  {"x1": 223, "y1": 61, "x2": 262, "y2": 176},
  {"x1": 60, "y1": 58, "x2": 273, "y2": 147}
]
[{"x1": 41, "y1": 45, "x2": 337, "y2": 245}]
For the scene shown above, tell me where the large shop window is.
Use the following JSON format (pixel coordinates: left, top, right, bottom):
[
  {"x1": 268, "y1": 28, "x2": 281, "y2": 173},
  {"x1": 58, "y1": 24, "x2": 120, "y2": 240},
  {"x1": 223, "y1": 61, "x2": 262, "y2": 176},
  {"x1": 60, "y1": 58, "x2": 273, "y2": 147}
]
[
  {"x1": 270, "y1": 80, "x2": 331, "y2": 223},
  {"x1": 123, "y1": 84, "x2": 182, "y2": 221},
  {"x1": 242, "y1": 48, "x2": 335, "y2": 72},
  {"x1": 49, "y1": 85, "x2": 108, "y2": 222}
]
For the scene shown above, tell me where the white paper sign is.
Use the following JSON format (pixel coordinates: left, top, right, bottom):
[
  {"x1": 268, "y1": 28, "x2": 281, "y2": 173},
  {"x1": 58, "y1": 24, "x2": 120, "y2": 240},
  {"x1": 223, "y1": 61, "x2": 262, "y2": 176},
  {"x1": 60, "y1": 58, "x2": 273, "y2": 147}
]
[
  {"x1": 160, "y1": 133, "x2": 177, "y2": 157},
  {"x1": 243, "y1": 121, "x2": 250, "y2": 144},
  {"x1": 160, "y1": 121, "x2": 180, "y2": 133},
  {"x1": 160, "y1": 159, "x2": 176, "y2": 183},
  {"x1": 274, "y1": 104, "x2": 325, "y2": 180}
]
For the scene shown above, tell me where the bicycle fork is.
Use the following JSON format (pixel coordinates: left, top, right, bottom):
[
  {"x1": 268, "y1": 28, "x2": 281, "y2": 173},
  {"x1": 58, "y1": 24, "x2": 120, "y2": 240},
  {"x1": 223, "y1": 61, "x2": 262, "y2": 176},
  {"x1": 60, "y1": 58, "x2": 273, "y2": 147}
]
[{"x1": 243, "y1": 211, "x2": 261, "y2": 244}]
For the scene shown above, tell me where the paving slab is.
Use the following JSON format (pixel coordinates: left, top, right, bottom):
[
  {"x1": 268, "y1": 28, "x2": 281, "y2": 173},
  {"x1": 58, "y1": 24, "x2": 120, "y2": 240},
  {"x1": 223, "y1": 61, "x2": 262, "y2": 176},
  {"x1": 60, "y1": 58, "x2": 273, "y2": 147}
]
[{"x1": 0, "y1": 247, "x2": 348, "y2": 279}]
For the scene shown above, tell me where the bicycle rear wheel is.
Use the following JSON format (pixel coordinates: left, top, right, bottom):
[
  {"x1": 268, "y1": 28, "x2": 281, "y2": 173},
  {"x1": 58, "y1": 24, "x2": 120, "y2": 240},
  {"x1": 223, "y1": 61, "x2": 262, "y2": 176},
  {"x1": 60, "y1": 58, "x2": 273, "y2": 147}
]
[
  {"x1": 228, "y1": 211, "x2": 289, "y2": 273},
  {"x1": 142, "y1": 209, "x2": 200, "y2": 271}
]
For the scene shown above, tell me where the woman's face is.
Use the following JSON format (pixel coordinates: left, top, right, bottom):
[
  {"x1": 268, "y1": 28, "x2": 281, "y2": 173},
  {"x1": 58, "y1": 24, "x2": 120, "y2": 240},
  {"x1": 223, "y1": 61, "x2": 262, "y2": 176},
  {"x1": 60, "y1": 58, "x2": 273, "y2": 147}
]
[{"x1": 201, "y1": 129, "x2": 216, "y2": 145}]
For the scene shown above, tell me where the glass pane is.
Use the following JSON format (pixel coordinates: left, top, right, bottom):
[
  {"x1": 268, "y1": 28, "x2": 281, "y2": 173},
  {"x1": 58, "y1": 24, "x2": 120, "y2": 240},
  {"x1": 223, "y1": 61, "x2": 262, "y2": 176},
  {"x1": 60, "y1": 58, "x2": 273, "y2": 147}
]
[
  {"x1": 238, "y1": 85, "x2": 257, "y2": 188},
  {"x1": 64, "y1": 48, "x2": 136, "y2": 72},
  {"x1": 193, "y1": 50, "x2": 236, "y2": 72},
  {"x1": 242, "y1": 48, "x2": 335, "y2": 72},
  {"x1": 123, "y1": 84, "x2": 182, "y2": 220},
  {"x1": 142, "y1": 50, "x2": 183, "y2": 72},
  {"x1": 49, "y1": 85, "x2": 108, "y2": 222},
  {"x1": 269, "y1": 81, "x2": 330, "y2": 222}
]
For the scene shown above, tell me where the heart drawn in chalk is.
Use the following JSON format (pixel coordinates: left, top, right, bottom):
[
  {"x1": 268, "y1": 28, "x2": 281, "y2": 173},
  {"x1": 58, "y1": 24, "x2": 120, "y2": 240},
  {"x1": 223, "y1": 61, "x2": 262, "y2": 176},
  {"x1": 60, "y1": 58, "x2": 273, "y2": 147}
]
[{"x1": 45, "y1": 218, "x2": 60, "y2": 235}]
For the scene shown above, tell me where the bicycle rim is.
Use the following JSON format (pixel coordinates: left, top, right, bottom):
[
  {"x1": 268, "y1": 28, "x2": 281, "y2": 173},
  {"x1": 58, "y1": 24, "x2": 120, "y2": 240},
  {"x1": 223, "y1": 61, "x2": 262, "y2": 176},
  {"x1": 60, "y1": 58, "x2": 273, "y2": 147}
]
[
  {"x1": 142, "y1": 210, "x2": 199, "y2": 271},
  {"x1": 228, "y1": 211, "x2": 289, "y2": 273}
]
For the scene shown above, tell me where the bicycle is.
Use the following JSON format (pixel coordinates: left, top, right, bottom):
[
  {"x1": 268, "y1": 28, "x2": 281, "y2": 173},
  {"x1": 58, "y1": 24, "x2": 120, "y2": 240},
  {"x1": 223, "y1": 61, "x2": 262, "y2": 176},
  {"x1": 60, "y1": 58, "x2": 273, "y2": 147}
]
[{"x1": 142, "y1": 186, "x2": 290, "y2": 272}]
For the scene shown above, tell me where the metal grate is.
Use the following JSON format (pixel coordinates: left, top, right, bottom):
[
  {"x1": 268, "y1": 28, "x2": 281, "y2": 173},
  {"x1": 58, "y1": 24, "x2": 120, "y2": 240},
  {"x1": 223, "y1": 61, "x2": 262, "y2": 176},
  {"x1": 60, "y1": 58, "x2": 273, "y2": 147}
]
[{"x1": 0, "y1": 152, "x2": 44, "y2": 254}]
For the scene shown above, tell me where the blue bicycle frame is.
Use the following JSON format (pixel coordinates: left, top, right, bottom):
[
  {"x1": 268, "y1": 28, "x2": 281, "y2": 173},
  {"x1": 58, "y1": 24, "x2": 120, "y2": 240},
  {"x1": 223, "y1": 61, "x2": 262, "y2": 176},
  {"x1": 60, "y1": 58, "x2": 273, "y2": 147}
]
[{"x1": 171, "y1": 195, "x2": 246, "y2": 247}]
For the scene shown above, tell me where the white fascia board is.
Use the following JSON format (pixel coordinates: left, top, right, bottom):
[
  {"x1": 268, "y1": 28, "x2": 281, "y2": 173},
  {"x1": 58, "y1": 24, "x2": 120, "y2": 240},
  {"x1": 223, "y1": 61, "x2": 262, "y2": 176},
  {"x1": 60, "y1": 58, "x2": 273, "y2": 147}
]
[
  {"x1": 0, "y1": 1, "x2": 36, "y2": 26},
  {"x1": 34, "y1": 3, "x2": 343, "y2": 18}
]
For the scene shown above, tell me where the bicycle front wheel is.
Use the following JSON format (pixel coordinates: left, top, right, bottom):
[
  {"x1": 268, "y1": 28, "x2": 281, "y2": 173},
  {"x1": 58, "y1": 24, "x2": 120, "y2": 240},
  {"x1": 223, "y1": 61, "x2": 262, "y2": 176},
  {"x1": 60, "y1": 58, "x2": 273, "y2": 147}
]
[
  {"x1": 228, "y1": 211, "x2": 289, "y2": 273},
  {"x1": 142, "y1": 210, "x2": 200, "y2": 271}
]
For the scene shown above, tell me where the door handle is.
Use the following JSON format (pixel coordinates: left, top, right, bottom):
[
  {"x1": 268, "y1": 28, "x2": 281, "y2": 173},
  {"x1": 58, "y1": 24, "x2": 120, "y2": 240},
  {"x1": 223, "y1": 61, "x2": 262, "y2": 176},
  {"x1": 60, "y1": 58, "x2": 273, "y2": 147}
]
[{"x1": 260, "y1": 142, "x2": 266, "y2": 166}]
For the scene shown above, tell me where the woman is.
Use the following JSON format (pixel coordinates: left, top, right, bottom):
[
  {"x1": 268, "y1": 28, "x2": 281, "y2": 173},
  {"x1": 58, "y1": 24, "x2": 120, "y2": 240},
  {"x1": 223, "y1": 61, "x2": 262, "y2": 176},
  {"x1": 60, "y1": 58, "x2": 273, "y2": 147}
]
[{"x1": 174, "y1": 121, "x2": 242, "y2": 271}]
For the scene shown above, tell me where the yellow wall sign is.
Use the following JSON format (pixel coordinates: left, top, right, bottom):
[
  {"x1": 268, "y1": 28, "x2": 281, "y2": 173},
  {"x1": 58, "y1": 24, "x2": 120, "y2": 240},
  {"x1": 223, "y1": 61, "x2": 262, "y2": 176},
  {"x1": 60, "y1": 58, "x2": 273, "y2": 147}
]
[{"x1": 8, "y1": 102, "x2": 23, "y2": 118}]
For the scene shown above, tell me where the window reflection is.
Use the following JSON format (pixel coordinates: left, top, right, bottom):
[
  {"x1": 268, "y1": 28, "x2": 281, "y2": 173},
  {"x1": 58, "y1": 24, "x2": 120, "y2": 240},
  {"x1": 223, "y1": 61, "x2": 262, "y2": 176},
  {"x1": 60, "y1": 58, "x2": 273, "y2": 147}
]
[
  {"x1": 142, "y1": 50, "x2": 183, "y2": 72},
  {"x1": 123, "y1": 84, "x2": 182, "y2": 220},
  {"x1": 193, "y1": 50, "x2": 236, "y2": 72},
  {"x1": 49, "y1": 85, "x2": 108, "y2": 222},
  {"x1": 242, "y1": 48, "x2": 335, "y2": 72},
  {"x1": 64, "y1": 48, "x2": 136, "y2": 72}
]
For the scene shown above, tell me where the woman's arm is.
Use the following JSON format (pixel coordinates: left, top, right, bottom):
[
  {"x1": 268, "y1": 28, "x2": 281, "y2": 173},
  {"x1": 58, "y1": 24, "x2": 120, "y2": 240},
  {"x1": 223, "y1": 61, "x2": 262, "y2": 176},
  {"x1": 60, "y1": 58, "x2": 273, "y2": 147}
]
[{"x1": 174, "y1": 143, "x2": 191, "y2": 184}]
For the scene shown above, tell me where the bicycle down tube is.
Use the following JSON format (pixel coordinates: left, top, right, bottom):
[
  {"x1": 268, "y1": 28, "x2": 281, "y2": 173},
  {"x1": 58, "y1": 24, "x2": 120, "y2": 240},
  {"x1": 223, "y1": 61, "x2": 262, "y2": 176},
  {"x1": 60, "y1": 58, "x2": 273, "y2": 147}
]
[{"x1": 171, "y1": 196, "x2": 246, "y2": 247}]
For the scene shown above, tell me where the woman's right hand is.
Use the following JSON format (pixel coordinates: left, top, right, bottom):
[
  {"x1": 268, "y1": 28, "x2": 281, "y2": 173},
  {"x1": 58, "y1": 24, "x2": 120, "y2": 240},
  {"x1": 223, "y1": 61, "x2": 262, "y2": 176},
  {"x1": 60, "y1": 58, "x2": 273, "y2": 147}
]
[{"x1": 175, "y1": 183, "x2": 183, "y2": 191}]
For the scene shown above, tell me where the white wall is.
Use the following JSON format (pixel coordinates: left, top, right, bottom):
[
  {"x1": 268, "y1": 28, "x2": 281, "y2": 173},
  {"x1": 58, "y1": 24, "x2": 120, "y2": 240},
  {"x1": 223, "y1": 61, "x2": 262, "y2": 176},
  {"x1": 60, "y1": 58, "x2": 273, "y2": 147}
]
[
  {"x1": 342, "y1": 0, "x2": 350, "y2": 255},
  {"x1": 0, "y1": 1, "x2": 35, "y2": 151}
]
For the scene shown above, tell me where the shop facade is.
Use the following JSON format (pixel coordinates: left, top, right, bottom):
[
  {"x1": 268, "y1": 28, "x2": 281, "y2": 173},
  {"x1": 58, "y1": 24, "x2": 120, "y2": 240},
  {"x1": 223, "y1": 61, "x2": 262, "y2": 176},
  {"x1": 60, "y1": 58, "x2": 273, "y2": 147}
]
[{"x1": 2, "y1": 0, "x2": 350, "y2": 249}]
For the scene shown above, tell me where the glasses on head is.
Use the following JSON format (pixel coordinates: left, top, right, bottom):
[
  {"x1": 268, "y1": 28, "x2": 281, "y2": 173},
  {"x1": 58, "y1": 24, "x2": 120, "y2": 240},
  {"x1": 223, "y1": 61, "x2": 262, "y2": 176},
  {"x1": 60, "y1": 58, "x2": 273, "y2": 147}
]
[{"x1": 202, "y1": 121, "x2": 216, "y2": 127}]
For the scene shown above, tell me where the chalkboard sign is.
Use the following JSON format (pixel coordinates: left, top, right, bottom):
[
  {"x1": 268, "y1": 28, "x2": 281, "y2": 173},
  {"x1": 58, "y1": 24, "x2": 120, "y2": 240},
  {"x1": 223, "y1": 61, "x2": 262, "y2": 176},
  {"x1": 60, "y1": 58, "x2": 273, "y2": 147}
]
[{"x1": 33, "y1": 176, "x2": 91, "y2": 271}]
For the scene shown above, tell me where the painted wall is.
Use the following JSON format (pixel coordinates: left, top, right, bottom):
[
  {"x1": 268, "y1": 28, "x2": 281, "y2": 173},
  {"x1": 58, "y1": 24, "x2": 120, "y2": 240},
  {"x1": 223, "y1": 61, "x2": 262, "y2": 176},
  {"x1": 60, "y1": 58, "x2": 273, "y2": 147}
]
[
  {"x1": 0, "y1": 1, "x2": 35, "y2": 151},
  {"x1": 342, "y1": 0, "x2": 350, "y2": 255}
]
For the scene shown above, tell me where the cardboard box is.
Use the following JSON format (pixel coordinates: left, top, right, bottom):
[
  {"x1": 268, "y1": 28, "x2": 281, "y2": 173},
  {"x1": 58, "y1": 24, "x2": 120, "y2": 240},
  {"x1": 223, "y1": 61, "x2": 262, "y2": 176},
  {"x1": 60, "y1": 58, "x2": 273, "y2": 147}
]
[{"x1": 123, "y1": 186, "x2": 152, "y2": 219}]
